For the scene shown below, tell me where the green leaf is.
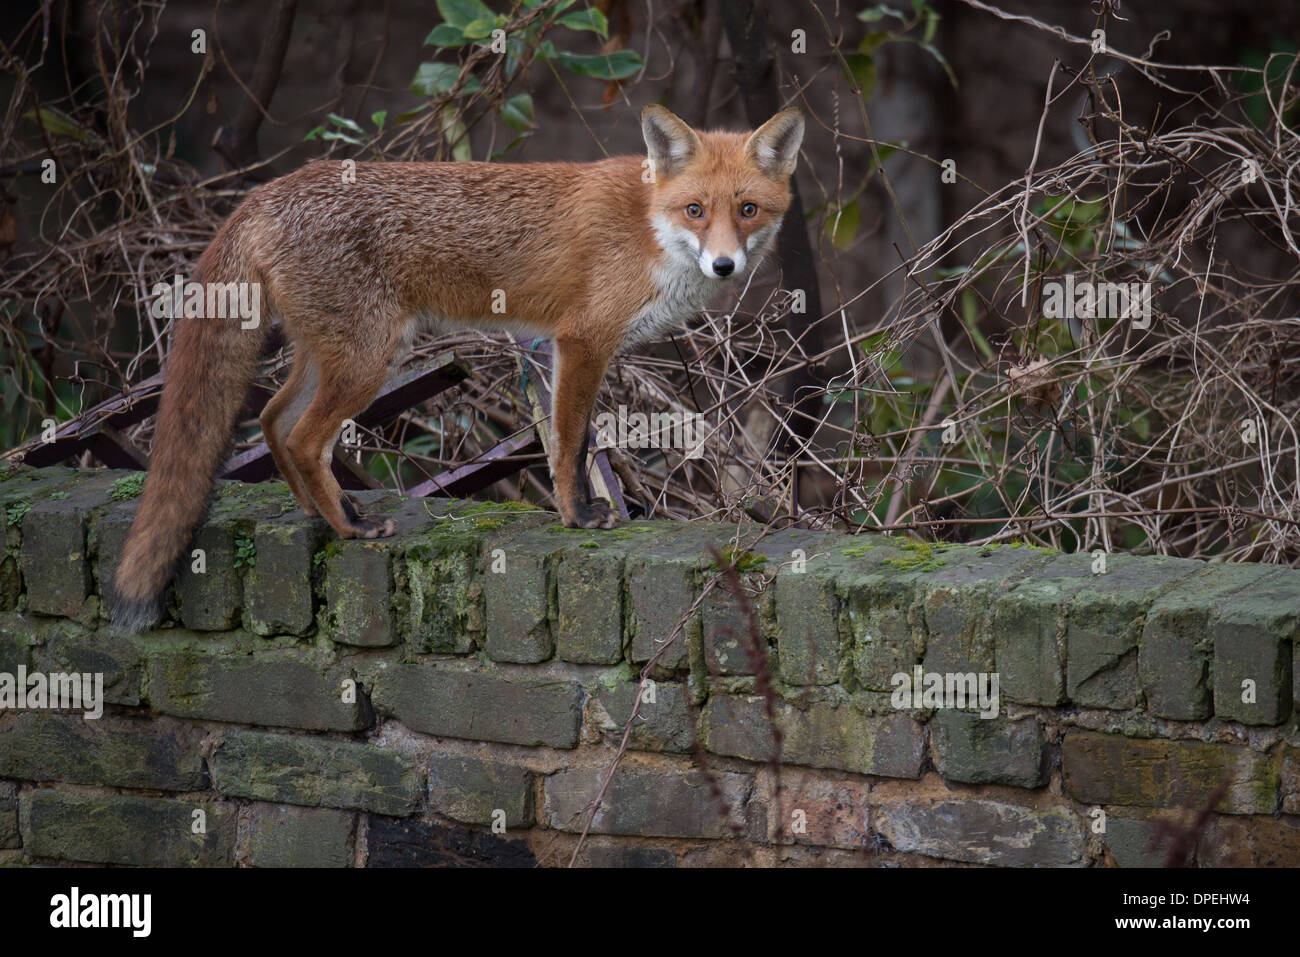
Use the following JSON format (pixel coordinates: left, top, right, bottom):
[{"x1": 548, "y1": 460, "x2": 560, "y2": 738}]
[
  {"x1": 959, "y1": 289, "x2": 994, "y2": 361},
  {"x1": 327, "y1": 112, "x2": 365, "y2": 134},
  {"x1": 411, "y1": 61, "x2": 481, "y2": 96},
  {"x1": 436, "y1": 0, "x2": 494, "y2": 30},
  {"x1": 321, "y1": 129, "x2": 364, "y2": 146},
  {"x1": 558, "y1": 7, "x2": 609, "y2": 38},
  {"x1": 919, "y1": 42, "x2": 958, "y2": 88},
  {"x1": 826, "y1": 199, "x2": 860, "y2": 250},
  {"x1": 858, "y1": 4, "x2": 905, "y2": 23},
  {"x1": 461, "y1": 17, "x2": 495, "y2": 39},
  {"x1": 371, "y1": 110, "x2": 387, "y2": 132},
  {"x1": 424, "y1": 23, "x2": 469, "y2": 47},
  {"x1": 554, "y1": 49, "x2": 643, "y2": 80},
  {"x1": 843, "y1": 53, "x2": 876, "y2": 97},
  {"x1": 23, "y1": 108, "x2": 95, "y2": 142},
  {"x1": 440, "y1": 105, "x2": 472, "y2": 161},
  {"x1": 304, "y1": 125, "x2": 325, "y2": 141},
  {"x1": 500, "y1": 93, "x2": 535, "y2": 132}
]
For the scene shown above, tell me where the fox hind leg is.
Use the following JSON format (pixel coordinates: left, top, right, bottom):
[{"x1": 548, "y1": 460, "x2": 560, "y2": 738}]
[
  {"x1": 285, "y1": 350, "x2": 397, "y2": 540},
  {"x1": 260, "y1": 353, "x2": 321, "y2": 516}
]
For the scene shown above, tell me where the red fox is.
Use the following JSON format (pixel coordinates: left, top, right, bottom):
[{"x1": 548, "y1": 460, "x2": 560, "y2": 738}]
[{"x1": 112, "y1": 104, "x2": 804, "y2": 631}]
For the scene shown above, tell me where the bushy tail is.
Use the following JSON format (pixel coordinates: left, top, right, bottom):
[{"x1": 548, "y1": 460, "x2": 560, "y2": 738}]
[{"x1": 112, "y1": 225, "x2": 268, "y2": 632}]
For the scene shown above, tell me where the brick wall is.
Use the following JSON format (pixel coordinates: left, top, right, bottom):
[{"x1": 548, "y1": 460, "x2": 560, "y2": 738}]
[{"x1": 0, "y1": 465, "x2": 1297, "y2": 867}]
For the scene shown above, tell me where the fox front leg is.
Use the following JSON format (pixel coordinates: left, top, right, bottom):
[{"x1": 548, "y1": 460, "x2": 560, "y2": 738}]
[{"x1": 550, "y1": 337, "x2": 618, "y2": 529}]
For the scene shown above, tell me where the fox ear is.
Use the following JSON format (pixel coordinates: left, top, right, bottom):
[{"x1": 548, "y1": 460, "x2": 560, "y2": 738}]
[
  {"x1": 642, "y1": 105, "x2": 701, "y2": 180},
  {"x1": 745, "y1": 108, "x2": 804, "y2": 179}
]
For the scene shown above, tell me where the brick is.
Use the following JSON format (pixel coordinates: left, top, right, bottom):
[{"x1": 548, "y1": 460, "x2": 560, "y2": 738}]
[
  {"x1": 365, "y1": 816, "x2": 535, "y2": 867},
  {"x1": 0, "y1": 619, "x2": 30, "y2": 677},
  {"x1": 1104, "y1": 815, "x2": 1178, "y2": 868},
  {"x1": 766, "y1": 769, "x2": 871, "y2": 850},
  {"x1": 575, "y1": 841, "x2": 677, "y2": 867},
  {"x1": 91, "y1": 500, "x2": 138, "y2": 619},
  {"x1": 702, "y1": 581, "x2": 763, "y2": 676},
  {"x1": 246, "y1": 518, "x2": 322, "y2": 636},
  {"x1": 246, "y1": 804, "x2": 353, "y2": 868},
  {"x1": 703, "y1": 694, "x2": 923, "y2": 779},
  {"x1": 1062, "y1": 731, "x2": 1276, "y2": 814},
  {"x1": 211, "y1": 728, "x2": 420, "y2": 815},
  {"x1": 1140, "y1": 564, "x2": 1278, "y2": 719},
  {"x1": 918, "y1": 544, "x2": 1054, "y2": 680},
  {"x1": 428, "y1": 752, "x2": 533, "y2": 827},
  {"x1": 555, "y1": 544, "x2": 625, "y2": 664},
  {"x1": 372, "y1": 662, "x2": 581, "y2": 748},
  {"x1": 1210, "y1": 572, "x2": 1299, "y2": 725},
  {"x1": 1197, "y1": 814, "x2": 1300, "y2": 867},
  {"x1": 25, "y1": 790, "x2": 236, "y2": 866},
  {"x1": 931, "y1": 711, "x2": 1045, "y2": 788},
  {"x1": 591, "y1": 678, "x2": 693, "y2": 752},
  {"x1": 147, "y1": 649, "x2": 368, "y2": 731},
  {"x1": 33, "y1": 623, "x2": 143, "y2": 706},
  {"x1": 0, "y1": 781, "x2": 17, "y2": 849},
  {"x1": 843, "y1": 573, "x2": 922, "y2": 692},
  {"x1": 627, "y1": 541, "x2": 698, "y2": 676},
  {"x1": 1281, "y1": 748, "x2": 1300, "y2": 815},
  {"x1": 323, "y1": 541, "x2": 394, "y2": 647},
  {"x1": 873, "y1": 799, "x2": 1085, "y2": 866},
  {"x1": 775, "y1": 568, "x2": 842, "y2": 685},
  {"x1": 543, "y1": 762, "x2": 750, "y2": 838},
  {"x1": 482, "y1": 532, "x2": 555, "y2": 663},
  {"x1": 397, "y1": 502, "x2": 550, "y2": 655},
  {"x1": 177, "y1": 521, "x2": 243, "y2": 630},
  {"x1": 20, "y1": 500, "x2": 90, "y2": 618},
  {"x1": 0, "y1": 713, "x2": 205, "y2": 791},
  {"x1": 1065, "y1": 554, "x2": 1200, "y2": 709}
]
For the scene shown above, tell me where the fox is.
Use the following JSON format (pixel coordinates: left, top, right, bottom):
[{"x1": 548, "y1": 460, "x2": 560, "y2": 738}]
[{"x1": 111, "y1": 104, "x2": 805, "y2": 632}]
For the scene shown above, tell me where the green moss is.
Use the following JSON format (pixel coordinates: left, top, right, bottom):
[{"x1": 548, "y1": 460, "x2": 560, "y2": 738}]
[
  {"x1": 841, "y1": 542, "x2": 878, "y2": 558},
  {"x1": 712, "y1": 545, "x2": 767, "y2": 573},
  {"x1": 109, "y1": 472, "x2": 146, "y2": 501},
  {"x1": 882, "y1": 540, "x2": 952, "y2": 572},
  {"x1": 5, "y1": 502, "x2": 30, "y2": 527},
  {"x1": 580, "y1": 541, "x2": 601, "y2": 549}
]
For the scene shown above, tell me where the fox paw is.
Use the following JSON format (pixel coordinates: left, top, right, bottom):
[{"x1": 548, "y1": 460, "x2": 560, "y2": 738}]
[
  {"x1": 348, "y1": 516, "x2": 397, "y2": 539},
  {"x1": 565, "y1": 498, "x2": 619, "y2": 530}
]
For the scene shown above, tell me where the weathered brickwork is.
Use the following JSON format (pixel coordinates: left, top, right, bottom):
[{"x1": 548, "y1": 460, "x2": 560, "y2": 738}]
[{"x1": 0, "y1": 466, "x2": 1295, "y2": 867}]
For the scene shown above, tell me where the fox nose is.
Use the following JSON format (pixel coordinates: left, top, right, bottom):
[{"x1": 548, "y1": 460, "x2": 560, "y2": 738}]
[{"x1": 712, "y1": 257, "x2": 735, "y2": 277}]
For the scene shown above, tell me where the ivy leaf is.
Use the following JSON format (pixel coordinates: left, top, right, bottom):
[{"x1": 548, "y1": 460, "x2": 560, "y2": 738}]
[
  {"x1": 858, "y1": 4, "x2": 906, "y2": 23},
  {"x1": 436, "y1": 0, "x2": 494, "y2": 30},
  {"x1": 500, "y1": 93, "x2": 535, "y2": 132},
  {"x1": 461, "y1": 17, "x2": 495, "y2": 40},
  {"x1": 826, "y1": 199, "x2": 860, "y2": 250},
  {"x1": 327, "y1": 113, "x2": 365, "y2": 134},
  {"x1": 411, "y1": 61, "x2": 481, "y2": 97},
  {"x1": 554, "y1": 49, "x2": 643, "y2": 80},
  {"x1": 424, "y1": 23, "x2": 469, "y2": 47},
  {"x1": 558, "y1": 7, "x2": 609, "y2": 38}
]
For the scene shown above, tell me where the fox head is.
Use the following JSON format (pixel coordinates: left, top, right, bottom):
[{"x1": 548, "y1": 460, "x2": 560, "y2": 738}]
[{"x1": 642, "y1": 104, "x2": 804, "y2": 281}]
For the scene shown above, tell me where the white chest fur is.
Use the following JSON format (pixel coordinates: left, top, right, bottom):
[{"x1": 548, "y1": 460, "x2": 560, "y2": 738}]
[{"x1": 622, "y1": 215, "x2": 719, "y2": 350}]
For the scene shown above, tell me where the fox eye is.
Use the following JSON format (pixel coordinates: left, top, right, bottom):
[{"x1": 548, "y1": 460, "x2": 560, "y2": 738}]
[
  {"x1": 686, "y1": 203, "x2": 704, "y2": 218},
  {"x1": 740, "y1": 202, "x2": 758, "y2": 218}
]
